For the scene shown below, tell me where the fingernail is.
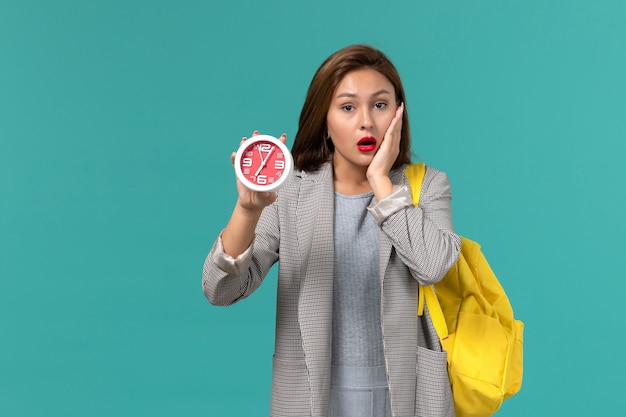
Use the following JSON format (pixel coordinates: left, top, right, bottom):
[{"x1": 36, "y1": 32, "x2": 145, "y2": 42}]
[
  {"x1": 253, "y1": 130, "x2": 259, "y2": 135},
  {"x1": 281, "y1": 133, "x2": 286, "y2": 138}
]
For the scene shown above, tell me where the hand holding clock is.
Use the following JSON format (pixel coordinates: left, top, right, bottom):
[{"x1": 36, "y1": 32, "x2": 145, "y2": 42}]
[
  {"x1": 234, "y1": 131, "x2": 293, "y2": 186},
  {"x1": 222, "y1": 132, "x2": 292, "y2": 258}
]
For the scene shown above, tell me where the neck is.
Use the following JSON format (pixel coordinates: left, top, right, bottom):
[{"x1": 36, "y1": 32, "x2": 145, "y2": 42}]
[{"x1": 332, "y1": 159, "x2": 371, "y2": 195}]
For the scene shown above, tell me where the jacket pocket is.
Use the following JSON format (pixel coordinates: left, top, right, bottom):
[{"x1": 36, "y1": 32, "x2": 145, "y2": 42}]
[
  {"x1": 505, "y1": 319, "x2": 524, "y2": 398},
  {"x1": 271, "y1": 356, "x2": 310, "y2": 416},
  {"x1": 415, "y1": 346, "x2": 455, "y2": 417}
]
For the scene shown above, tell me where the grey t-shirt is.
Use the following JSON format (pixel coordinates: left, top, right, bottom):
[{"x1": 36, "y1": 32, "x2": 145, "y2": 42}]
[{"x1": 332, "y1": 191, "x2": 384, "y2": 367}]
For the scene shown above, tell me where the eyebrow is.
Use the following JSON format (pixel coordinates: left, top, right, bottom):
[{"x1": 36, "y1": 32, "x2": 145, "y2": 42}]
[{"x1": 335, "y1": 89, "x2": 393, "y2": 99}]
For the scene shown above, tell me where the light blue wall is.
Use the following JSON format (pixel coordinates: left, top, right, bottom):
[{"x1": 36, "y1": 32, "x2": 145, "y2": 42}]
[{"x1": 1, "y1": 1, "x2": 624, "y2": 416}]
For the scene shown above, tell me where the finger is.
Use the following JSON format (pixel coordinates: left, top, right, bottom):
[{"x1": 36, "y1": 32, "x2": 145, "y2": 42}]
[
  {"x1": 279, "y1": 133, "x2": 287, "y2": 144},
  {"x1": 233, "y1": 137, "x2": 247, "y2": 165},
  {"x1": 392, "y1": 103, "x2": 404, "y2": 130},
  {"x1": 252, "y1": 130, "x2": 259, "y2": 137},
  {"x1": 396, "y1": 103, "x2": 404, "y2": 129},
  {"x1": 385, "y1": 103, "x2": 404, "y2": 140},
  {"x1": 262, "y1": 191, "x2": 278, "y2": 205}
]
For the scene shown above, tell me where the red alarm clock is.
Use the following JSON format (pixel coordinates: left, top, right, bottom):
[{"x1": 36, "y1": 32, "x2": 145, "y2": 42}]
[{"x1": 234, "y1": 134, "x2": 294, "y2": 192}]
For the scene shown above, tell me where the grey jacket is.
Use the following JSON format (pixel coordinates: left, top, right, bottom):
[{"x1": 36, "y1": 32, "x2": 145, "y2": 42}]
[{"x1": 203, "y1": 162, "x2": 461, "y2": 417}]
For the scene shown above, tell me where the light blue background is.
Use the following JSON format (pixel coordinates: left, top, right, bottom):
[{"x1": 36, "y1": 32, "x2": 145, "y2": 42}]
[{"x1": 1, "y1": 1, "x2": 625, "y2": 416}]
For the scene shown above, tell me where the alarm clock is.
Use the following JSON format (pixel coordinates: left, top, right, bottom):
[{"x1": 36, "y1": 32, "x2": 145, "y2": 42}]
[{"x1": 234, "y1": 134, "x2": 294, "y2": 192}]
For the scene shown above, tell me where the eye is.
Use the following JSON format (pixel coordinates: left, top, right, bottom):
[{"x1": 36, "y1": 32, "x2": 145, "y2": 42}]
[
  {"x1": 341, "y1": 104, "x2": 355, "y2": 112},
  {"x1": 374, "y1": 102, "x2": 387, "y2": 109}
]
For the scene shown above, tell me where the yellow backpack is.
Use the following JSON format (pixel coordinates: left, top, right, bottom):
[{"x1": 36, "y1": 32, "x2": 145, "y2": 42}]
[{"x1": 406, "y1": 163, "x2": 524, "y2": 417}]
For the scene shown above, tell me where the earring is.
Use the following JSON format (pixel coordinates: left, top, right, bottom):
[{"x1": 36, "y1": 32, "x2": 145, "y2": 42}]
[{"x1": 323, "y1": 133, "x2": 331, "y2": 157}]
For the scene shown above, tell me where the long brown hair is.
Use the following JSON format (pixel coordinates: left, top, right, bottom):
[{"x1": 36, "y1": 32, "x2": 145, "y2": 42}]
[{"x1": 292, "y1": 44, "x2": 412, "y2": 172}]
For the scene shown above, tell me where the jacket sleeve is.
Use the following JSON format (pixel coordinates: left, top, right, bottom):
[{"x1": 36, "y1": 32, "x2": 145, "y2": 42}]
[
  {"x1": 378, "y1": 167, "x2": 461, "y2": 285},
  {"x1": 202, "y1": 202, "x2": 280, "y2": 306}
]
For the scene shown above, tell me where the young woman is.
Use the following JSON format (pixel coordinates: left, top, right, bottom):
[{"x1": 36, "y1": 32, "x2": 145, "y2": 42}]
[{"x1": 203, "y1": 44, "x2": 461, "y2": 417}]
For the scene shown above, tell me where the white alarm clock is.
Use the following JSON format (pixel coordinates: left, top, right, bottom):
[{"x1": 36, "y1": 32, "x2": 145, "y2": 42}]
[{"x1": 233, "y1": 135, "x2": 294, "y2": 192}]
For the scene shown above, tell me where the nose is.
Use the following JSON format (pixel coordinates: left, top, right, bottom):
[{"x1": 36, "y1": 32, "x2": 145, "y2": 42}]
[{"x1": 359, "y1": 108, "x2": 374, "y2": 130}]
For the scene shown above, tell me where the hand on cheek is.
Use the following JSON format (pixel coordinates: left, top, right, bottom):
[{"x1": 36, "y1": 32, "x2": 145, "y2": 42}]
[{"x1": 368, "y1": 103, "x2": 404, "y2": 179}]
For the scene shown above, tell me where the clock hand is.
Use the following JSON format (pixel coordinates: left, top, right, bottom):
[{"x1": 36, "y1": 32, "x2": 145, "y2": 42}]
[
  {"x1": 254, "y1": 146, "x2": 275, "y2": 176},
  {"x1": 257, "y1": 143, "x2": 263, "y2": 164}
]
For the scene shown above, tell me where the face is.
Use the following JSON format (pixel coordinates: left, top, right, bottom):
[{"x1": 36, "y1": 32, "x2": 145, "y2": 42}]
[{"x1": 326, "y1": 68, "x2": 398, "y2": 171}]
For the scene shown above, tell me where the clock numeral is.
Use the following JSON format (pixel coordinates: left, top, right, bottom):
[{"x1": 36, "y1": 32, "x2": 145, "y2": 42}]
[
  {"x1": 245, "y1": 151, "x2": 253, "y2": 157},
  {"x1": 242, "y1": 158, "x2": 253, "y2": 167},
  {"x1": 257, "y1": 175, "x2": 267, "y2": 185},
  {"x1": 257, "y1": 143, "x2": 272, "y2": 152},
  {"x1": 274, "y1": 160, "x2": 285, "y2": 169}
]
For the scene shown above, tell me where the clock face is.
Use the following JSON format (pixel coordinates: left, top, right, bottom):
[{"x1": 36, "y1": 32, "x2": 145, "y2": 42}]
[{"x1": 234, "y1": 135, "x2": 294, "y2": 192}]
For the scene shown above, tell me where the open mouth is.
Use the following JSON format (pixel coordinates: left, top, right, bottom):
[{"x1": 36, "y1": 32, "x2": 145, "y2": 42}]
[{"x1": 357, "y1": 137, "x2": 377, "y2": 152}]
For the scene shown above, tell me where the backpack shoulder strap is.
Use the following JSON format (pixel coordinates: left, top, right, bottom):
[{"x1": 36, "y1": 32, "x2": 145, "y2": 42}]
[
  {"x1": 405, "y1": 162, "x2": 426, "y2": 205},
  {"x1": 406, "y1": 163, "x2": 450, "y2": 339}
]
